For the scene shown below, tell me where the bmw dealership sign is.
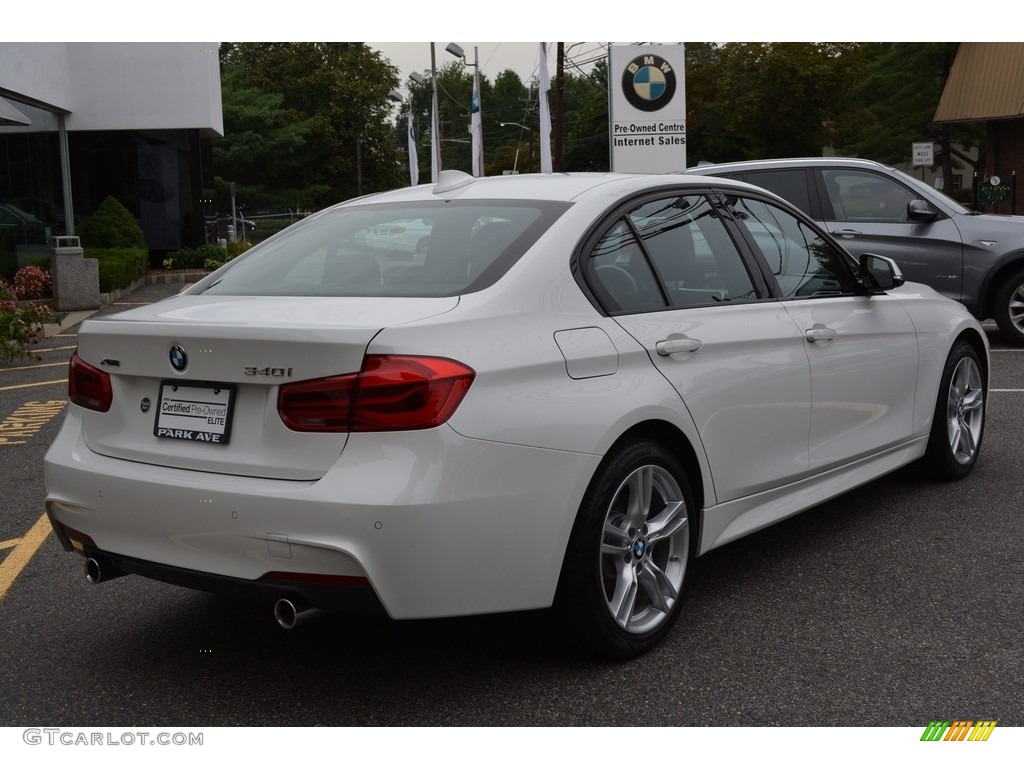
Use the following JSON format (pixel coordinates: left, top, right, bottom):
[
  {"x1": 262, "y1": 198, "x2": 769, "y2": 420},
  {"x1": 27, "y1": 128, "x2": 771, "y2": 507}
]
[{"x1": 609, "y1": 44, "x2": 686, "y2": 172}]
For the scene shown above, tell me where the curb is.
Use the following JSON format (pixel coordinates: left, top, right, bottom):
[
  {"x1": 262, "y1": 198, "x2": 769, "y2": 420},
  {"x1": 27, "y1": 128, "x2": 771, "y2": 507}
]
[{"x1": 43, "y1": 271, "x2": 205, "y2": 337}]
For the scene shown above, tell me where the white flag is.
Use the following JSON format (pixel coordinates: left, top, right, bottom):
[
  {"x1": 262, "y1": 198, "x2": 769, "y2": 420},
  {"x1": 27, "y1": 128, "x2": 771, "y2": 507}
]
[
  {"x1": 471, "y1": 66, "x2": 483, "y2": 177},
  {"x1": 407, "y1": 111, "x2": 419, "y2": 186},
  {"x1": 538, "y1": 42, "x2": 553, "y2": 174}
]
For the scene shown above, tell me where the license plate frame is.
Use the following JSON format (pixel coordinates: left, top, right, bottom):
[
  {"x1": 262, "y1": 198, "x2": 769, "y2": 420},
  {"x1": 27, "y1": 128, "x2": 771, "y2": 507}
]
[{"x1": 154, "y1": 381, "x2": 236, "y2": 445}]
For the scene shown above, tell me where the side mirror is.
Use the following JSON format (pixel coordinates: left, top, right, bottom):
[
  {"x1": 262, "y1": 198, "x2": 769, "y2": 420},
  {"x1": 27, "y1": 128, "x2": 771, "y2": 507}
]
[
  {"x1": 907, "y1": 199, "x2": 939, "y2": 222},
  {"x1": 860, "y1": 253, "x2": 905, "y2": 293}
]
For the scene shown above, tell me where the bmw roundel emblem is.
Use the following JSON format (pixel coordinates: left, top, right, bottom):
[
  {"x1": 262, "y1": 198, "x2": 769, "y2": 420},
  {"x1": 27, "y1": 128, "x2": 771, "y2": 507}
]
[
  {"x1": 621, "y1": 54, "x2": 677, "y2": 112},
  {"x1": 169, "y1": 344, "x2": 188, "y2": 371}
]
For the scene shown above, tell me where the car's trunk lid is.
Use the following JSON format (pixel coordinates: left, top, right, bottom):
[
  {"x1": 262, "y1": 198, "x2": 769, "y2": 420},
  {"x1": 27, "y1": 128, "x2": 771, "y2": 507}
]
[{"x1": 74, "y1": 295, "x2": 459, "y2": 480}]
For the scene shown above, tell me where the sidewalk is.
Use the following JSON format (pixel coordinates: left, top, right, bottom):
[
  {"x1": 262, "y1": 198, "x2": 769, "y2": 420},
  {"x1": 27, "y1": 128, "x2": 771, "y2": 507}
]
[{"x1": 43, "y1": 277, "x2": 194, "y2": 337}]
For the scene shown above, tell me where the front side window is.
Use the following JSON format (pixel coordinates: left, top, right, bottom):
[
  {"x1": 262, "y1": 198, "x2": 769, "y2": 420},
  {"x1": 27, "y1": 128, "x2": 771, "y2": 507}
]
[
  {"x1": 730, "y1": 197, "x2": 856, "y2": 298},
  {"x1": 821, "y1": 169, "x2": 917, "y2": 223}
]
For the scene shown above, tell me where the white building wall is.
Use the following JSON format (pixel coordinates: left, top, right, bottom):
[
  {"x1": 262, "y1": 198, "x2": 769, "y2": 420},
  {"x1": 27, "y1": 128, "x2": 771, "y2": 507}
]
[{"x1": 0, "y1": 42, "x2": 223, "y2": 135}]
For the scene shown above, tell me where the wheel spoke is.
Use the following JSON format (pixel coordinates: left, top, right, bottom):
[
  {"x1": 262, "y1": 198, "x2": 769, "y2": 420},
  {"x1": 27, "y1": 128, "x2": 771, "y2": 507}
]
[
  {"x1": 608, "y1": 563, "x2": 639, "y2": 629},
  {"x1": 623, "y1": 467, "x2": 655, "y2": 530},
  {"x1": 602, "y1": 519, "x2": 631, "y2": 555},
  {"x1": 646, "y1": 501, "x2": 687, "y2": 545},
  {"x1": 956, "y1": 416, "x2": 977, "y2": 456},
  {"x1": 962, "y1": 389, "x2": 984, "y2": 413},
  {"x1": 638, "y1": 559, "x2": 677, "y2": 614}
]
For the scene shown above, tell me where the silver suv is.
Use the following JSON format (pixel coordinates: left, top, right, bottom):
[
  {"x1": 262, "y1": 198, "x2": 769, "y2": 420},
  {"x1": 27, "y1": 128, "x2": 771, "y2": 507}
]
[{"x1": 685, "y1": 157, "x2": 1024, "y2": 344}]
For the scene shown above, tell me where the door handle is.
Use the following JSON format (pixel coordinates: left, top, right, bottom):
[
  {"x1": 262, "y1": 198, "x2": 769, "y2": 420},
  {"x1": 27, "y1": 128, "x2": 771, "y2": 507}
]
[
  {"x1": 656, "y1": 337, "x2": 703, "y2": 356},
  {"x1": 805, "y1": 325, "x2": 837, "y2": 343},
  {"x1": 831, "y1": 228, "x2": 863, "y2": 238}
]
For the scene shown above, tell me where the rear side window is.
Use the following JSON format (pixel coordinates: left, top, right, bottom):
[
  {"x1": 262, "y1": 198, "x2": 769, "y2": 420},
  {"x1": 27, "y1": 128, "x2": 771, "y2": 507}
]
[
  {"x1": 200, "y1": 201, "x2": 568, "y2": 297},
  {"x1": 733, "y1": 170, "x2": 814, "y2": 215},
  {"x1": 586, "y1": 193, "x2": 760, "y2": 313}
]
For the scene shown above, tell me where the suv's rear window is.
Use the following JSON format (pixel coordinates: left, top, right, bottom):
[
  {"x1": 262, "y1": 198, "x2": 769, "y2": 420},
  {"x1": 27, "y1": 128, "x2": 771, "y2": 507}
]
[{"x1": 200, "y1": 200, "x2": 569, "y2": 297}]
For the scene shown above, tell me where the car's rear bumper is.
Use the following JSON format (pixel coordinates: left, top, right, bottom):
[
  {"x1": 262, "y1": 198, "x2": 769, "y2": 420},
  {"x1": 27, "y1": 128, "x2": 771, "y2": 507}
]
[{"x1": 44, "y1": 408, "x2": 601, "y2": 619}]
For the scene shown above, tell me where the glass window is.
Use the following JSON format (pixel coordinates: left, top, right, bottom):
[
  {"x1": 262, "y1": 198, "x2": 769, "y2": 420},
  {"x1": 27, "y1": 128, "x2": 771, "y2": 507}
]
[
  {"x1": 586, "y1": 194, "x2": 760, "y2": 313},
  {"x1": 630, "y1": 194, "x2": 758, "y2": 307},
  {"x1": 735, "y1": 170, "x2": 813, "y2": 215},
  {"x1": 201, "y1": 201, "x2": 567, "y2": 297},
  {"x1": 730, "y1": 197, "x2": 856, "y2": 298},
  {"x1": 587, "y1": 221, "x2": 668, "y2": 313},
  {"x1": 822, "y1": 169, "x2": 917, "y2": 222}
]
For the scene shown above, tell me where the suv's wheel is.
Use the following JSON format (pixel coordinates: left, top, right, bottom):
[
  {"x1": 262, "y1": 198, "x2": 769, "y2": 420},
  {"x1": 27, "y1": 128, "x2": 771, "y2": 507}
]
[
  {"x1": 921, "y1": 341, "x2": 985, "y2": 480},
  {"x1": 993, "y1": 269, "x2": 1024, "y2": 346},
  {"x1": 557, "y1": 439, "x2": 695, "y2": 659}
]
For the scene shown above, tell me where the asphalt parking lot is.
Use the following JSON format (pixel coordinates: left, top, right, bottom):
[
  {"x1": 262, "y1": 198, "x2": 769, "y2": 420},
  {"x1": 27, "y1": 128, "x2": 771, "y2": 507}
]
[{"x1": 1, "y1": 281, "x2": 1022, "y2": 730}]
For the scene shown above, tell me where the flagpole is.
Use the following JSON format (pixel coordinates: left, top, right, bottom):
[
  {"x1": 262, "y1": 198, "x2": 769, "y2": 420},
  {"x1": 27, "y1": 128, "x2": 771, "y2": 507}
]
[
  {"x1": 430, "y1": 43, "x2": 441, "y2": 182},
  {"x1": 538, "y1": 43, "x2": 553, "y2": 174}
]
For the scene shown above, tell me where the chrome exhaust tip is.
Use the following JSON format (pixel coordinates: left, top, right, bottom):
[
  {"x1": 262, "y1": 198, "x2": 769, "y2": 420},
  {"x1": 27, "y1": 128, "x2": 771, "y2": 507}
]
[
  {"x1": 273, "y1": 598, "x2": 325, "y2": 630},
  {"x1": 85, "y1": 556, "x2": 125, "y2": 584}
]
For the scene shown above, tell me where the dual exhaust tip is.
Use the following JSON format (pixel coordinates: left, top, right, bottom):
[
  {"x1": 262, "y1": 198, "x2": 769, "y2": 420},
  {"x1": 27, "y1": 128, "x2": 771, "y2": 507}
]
[{"x1": 83, "y1": 558, "x2": 323, "y2": 630}]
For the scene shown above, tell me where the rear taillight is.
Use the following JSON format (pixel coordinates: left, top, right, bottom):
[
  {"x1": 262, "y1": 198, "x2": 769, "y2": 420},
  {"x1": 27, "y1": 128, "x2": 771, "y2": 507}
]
[
  {"x1": 68, "y1": 352, "x2": 112, "y2": 412},
  {"x1": 277, "y1": 355, "x2": 474, "y2": 432}
]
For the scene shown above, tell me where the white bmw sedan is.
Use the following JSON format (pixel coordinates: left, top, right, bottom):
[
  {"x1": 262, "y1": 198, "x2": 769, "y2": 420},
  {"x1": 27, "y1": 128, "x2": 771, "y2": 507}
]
[{"x1": 45, "y1": 171, "x2": 988, "y2": 658}]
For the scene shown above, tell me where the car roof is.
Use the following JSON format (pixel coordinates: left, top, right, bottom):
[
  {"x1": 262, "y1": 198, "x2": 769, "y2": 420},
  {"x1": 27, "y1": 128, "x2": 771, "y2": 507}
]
[
  {"x1": 684, "y1": 157, "x2": 896, "y2": 175},
  {"x1": 334, "y1": 170, "x2": 775, "y2": 208}
]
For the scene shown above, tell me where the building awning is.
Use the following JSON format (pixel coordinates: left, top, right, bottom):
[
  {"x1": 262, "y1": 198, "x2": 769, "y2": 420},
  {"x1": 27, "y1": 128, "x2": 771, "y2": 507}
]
[
  {"x1": 0, "y1": 96, "x2": 32, "y2": 126},
  {"x1": 934, "y1": 43, "x2": 1024, "y2": 124}
]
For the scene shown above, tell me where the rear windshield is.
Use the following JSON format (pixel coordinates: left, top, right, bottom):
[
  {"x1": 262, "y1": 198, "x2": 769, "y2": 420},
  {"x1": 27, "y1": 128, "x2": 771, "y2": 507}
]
[{"x1": 199, "y1": 200, "x2": 569, "y2": 297}]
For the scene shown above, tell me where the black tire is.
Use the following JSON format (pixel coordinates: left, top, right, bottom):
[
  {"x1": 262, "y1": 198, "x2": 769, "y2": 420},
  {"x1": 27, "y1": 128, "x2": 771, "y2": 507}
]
[
  {"x1": 556, "y1": 439, "x2": 696, "y2": 660},
  {"x1": 921, "y1": 341, "x2": 986, "y2": 480},
  {"x1": 993, "y1": 269, "x2": 1024, "y2": 346}
]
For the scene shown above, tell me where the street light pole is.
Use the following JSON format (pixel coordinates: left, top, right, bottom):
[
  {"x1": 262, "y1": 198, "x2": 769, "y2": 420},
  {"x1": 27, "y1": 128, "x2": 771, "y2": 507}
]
[
  {"x1": 500, "y1": 122, "x2": 533, "y2": 174},
  {"x1": 447, "y1": 42, "x2": 483, "y2": 177}
]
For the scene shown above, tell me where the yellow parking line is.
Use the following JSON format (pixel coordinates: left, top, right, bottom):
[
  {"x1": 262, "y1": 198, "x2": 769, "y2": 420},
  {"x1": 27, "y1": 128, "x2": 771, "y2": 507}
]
[
  {"x1": 0, "y1": 513, "x2": 52, "y2": 601},
  {"x1": 0, "y1": 538, "x2": 19, "y2": 551},
  {"x1": 0, "y1": 380, "x2": 67, "y2": 392}
]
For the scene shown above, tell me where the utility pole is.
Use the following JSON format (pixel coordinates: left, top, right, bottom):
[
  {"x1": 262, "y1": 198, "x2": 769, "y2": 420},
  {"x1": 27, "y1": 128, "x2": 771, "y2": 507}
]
[{"x1": 555, "y1": 42, "x2": 564, "y2": 172}]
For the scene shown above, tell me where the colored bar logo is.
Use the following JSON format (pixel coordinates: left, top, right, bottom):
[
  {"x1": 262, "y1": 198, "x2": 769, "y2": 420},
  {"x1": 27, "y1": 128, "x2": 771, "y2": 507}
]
[{"x1": 921, "y1": 720, "x2": 997, "y2": 741}]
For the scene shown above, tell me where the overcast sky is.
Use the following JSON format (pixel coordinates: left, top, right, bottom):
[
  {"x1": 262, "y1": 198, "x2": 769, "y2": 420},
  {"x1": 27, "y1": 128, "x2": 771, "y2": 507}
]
[{"x1": 370, "y1": 43, "x2": 550, "y2": 85}]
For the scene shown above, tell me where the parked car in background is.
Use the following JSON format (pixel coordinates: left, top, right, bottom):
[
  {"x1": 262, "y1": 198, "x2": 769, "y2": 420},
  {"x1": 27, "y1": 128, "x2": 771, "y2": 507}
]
[
  {"x1": 685, "y1": 157, "x2": 1024, "y2": 345},
  {"x1": 45, "y1": 170, "x2": 988, "y2": 659},
  {"x1": 352, "y1": 216, "x2": 432, "y2": 258}
]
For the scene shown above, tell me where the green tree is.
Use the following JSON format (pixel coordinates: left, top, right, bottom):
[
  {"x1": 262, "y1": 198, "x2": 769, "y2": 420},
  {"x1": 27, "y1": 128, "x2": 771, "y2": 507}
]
[
  {"x1": 835, "y1": 43, "x2": 983, "y2": 192},
  {"x1": 218, "y1": 42, "x2": 404, "y2": 208},
  {"x1": 561, "y1": 58, "x2": 610, "y2": 172},
  {"x1": 688, "y1": 42, "x2": 865, "y2": 162},
  {"x1": 213, "y1": 66, "x2": 324, "y2": 209}
]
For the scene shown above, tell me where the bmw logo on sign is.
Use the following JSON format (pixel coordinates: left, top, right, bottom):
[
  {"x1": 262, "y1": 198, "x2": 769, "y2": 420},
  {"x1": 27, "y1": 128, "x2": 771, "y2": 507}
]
[
  {"x1": 169, "y1": 344, "x2": 188, "y2": 372},
  {"x1": 621, "y1": 54, "x2": 677, "y2": 112}
]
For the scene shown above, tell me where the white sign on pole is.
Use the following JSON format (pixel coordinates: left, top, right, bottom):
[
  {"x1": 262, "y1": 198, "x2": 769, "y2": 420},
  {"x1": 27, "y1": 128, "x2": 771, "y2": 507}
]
[
  {"x1": 912, "y1": 142, "x2": 934, "y2": 167},
  {"x1": 608, "y1": 44, "x2": 687, "y2": 172}
]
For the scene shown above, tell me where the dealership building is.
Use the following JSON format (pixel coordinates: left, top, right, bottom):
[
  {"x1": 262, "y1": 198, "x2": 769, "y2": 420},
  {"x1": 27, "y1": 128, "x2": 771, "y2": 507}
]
[{"x1": 0, "y1": 42, "x2": 222, "y2": 274}]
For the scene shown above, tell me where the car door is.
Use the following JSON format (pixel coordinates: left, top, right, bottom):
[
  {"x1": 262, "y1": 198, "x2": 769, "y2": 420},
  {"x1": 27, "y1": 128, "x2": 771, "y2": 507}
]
[
  {"x1": 812, "y1": 167, "x2": 966, "y2": 303},
  {"x1": 726, "y1": 194, "x2": 920, "y2": 472},
  {"x1": 583, "y1": 191, "x2": 813, "y2": 503}
]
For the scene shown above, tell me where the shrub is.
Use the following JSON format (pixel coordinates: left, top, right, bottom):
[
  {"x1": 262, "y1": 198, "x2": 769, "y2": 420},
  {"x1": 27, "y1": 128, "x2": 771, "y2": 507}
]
[
  {"x1": 226, "y1": 240, "x2": 253, "y2": 260},
  {"x1": 13, "y1": 265, "x2": 51, "y2": 300},
  {"x1": 88, "y1": 248, "x2": 148, "y2": 292},
  {"x1": 0, "y1": 278, "x2": 54, "y2": 361},
  {"x1": 77, "y1": 196, "x2": 146, "y2": 249},
  {"x1": 166, "y1": 244, "x2": 228, "y2": 270}
]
